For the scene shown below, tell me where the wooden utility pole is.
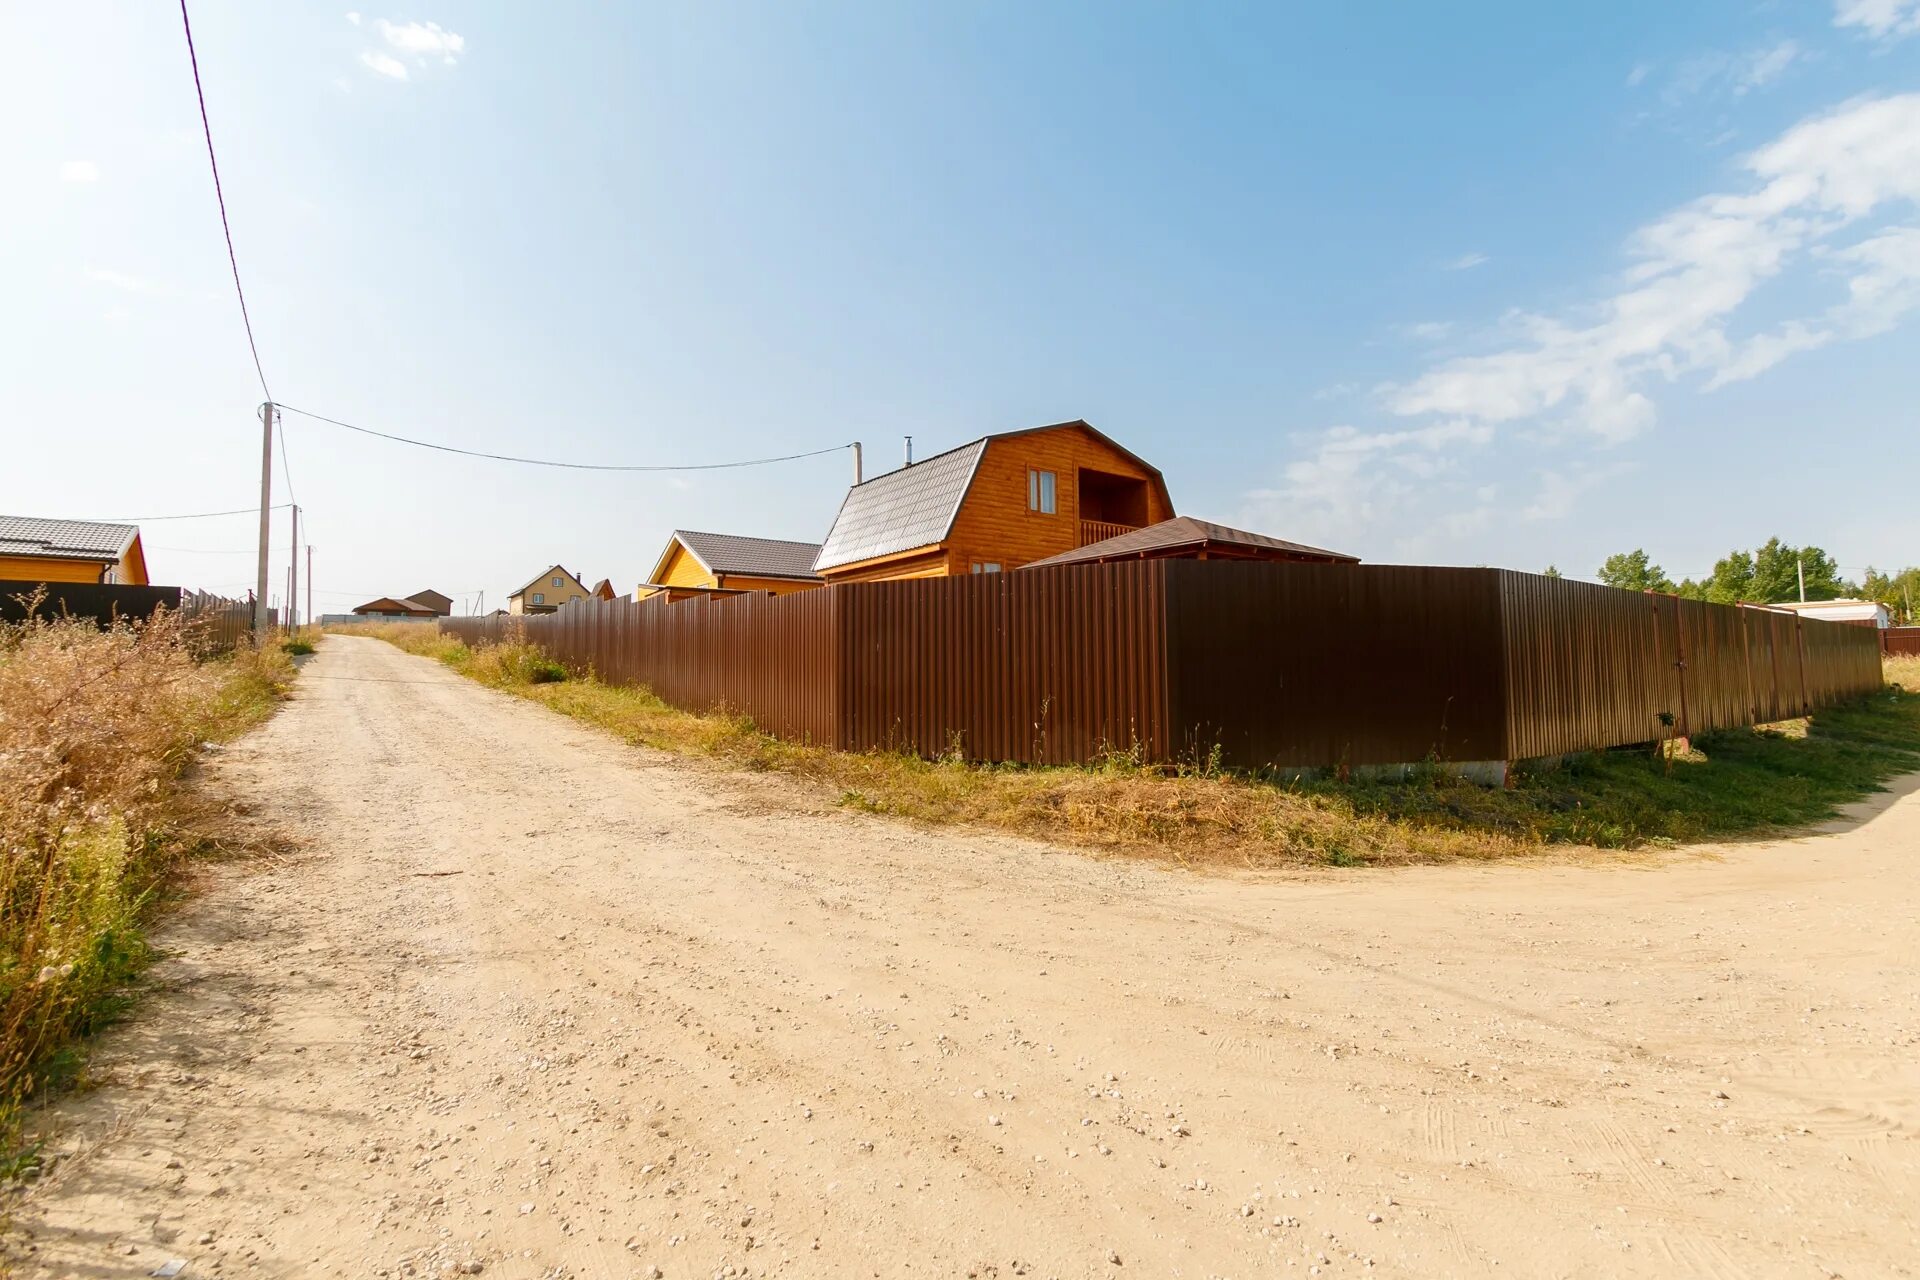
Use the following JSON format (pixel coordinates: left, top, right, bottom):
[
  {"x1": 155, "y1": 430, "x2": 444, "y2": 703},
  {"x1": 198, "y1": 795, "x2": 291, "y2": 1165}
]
[
  {"x1": 255, "y1": 401, "x2": 274, "y2": 639},
  {"x1": 306, "y1": 545, "x2": 313, "y2": 636}
]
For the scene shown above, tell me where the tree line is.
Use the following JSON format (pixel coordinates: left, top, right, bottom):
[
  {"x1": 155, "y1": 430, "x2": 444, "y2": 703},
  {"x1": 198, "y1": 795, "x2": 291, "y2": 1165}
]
[{"x1": 1575, "y1": 539, "x2": 1918, "y2": 623}]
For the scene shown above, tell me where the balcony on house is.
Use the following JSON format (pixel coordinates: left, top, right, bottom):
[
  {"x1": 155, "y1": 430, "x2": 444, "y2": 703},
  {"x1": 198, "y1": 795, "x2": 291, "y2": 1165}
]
[{"x1": 1077, "y1": 467, "x2": 1151, "y2": 547}]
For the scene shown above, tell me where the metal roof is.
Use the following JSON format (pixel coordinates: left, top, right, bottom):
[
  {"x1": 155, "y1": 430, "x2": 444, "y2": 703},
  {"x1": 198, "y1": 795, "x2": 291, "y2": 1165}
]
[
  {"x1": 672, "y1": 530, "x2": 824, "y2": 582},
  {"x1": 353, "y1": 596, "x2": 438, "y2": 615},
  {"x1": 0, "y1": 515, "x2": 138, "y2": 563},
  {"x1": 1021, "y1": 516, "x2": 1359, "y2": 569},
  {"x1": 813, "y1": 440, "x2": 989, "y2": 571}
]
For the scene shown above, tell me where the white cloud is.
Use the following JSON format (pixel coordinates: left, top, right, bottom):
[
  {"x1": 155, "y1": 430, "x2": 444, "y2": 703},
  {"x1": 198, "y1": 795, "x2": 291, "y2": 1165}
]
[
  {"x1": 1626, "y1": 62, "x2": 1653, "y2": 89},
  {"x1": 59, "y1": 160, "x2": 99, "y2": 183},
  {"x1": 1441, "y1": 251, "x2": 1488, "y2": 271},
  {"x1": 1663, "y1": 40, "x2": 1802, "y2": 108},
  {"x1": 1399, "y1": 321, "x2": 1454, "y2": 342},
  {"x1": 375, "y1": 18, "x2": 465, "y2": 64},
  {"x1": 360, "y1": 50, "x2": 409, "y2": 80},
  {"x1": 345, "y1": 10, "x2": 362, "y2": 25},
  {"x1": 85, "y1": 267, "x2": 154, "y2": 293},
  {"x1": 1387, "y1": 93, "x2": 1920, "y2": 443},
  {"x1": 1834, "y1": 0, "x2": 1920, "y2": 40}
]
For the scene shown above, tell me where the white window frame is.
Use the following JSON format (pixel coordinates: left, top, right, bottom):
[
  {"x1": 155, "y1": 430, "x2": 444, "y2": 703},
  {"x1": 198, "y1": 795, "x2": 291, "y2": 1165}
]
[
  {"x1": 1028, "y1": 469, "x2": 1056, "y2": 514},
  {"x1": 532, "y1": 592, "x2": 545, "y2": 605}
]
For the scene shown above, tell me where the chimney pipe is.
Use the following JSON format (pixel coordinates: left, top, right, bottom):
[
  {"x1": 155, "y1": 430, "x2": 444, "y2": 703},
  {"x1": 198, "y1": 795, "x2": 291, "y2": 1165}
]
[
  {"x1": 905, "y1": 435, "x2": 914, "y2": 467},
  {"x1": 852, "y1": 441, "x2": 863, "y2": 485}
]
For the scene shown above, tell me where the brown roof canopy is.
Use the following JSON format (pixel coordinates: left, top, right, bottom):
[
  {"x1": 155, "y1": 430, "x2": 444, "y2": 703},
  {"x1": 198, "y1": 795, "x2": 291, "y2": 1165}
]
[{"x1": 1021, "y1": 516, "x2": 1358, "y2": 569}]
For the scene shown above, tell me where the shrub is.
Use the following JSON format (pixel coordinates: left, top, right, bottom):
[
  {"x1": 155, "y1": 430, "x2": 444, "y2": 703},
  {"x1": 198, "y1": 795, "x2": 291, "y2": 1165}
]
[{"x1": 0, "y1": 610, "x2": 288, "y2": 1145}]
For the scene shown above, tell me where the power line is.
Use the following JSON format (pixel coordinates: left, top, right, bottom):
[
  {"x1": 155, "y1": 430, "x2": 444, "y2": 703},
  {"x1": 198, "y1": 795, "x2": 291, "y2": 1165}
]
[
  {"x1": 275, "y1": 403, "x2": 854, "y2": 472},
  {"x1": 90, "y1": 503, "x2": 292, "y2": 522},
  {"x1": 178, "y1": 0, "x2": 271, "y2": 402}
]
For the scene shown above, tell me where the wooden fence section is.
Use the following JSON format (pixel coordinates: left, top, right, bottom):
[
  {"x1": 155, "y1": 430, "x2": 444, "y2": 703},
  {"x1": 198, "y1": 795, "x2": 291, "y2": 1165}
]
[
  {"x1": 0, "y1": 580, "x2": 252, "y2": 655},
  {"x1": 439, "y1": 563, "x2": 1886, "y2": 769}
]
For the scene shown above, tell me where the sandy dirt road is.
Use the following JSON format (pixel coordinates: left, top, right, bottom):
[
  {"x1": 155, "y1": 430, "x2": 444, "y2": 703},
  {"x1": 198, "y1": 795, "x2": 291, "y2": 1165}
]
[{"x1": 7, "y1": 635, "x2": 1918, "y2": 1280}]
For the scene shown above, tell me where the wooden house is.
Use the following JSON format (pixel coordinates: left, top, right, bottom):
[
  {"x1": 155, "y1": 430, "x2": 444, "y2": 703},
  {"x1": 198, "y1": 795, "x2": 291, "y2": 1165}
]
[
  {"x1": 351, "y1": 596, "x2": 440, "y2": 618},
  {"x1": 404, "y1": 588, "x2": 454, "y2": 616},
  {"x1": 507, "y1": 565, "x2": 589, "y2": 615},
  {"x1": 812, "y1": 421, "x2": 1174, "y2": 583},
  {"x1": 643, "y1": 531, "x2": 823, "y2": 599},
  {"x1": 0, "y1": 515, "x2": 149, "y2": 585}
]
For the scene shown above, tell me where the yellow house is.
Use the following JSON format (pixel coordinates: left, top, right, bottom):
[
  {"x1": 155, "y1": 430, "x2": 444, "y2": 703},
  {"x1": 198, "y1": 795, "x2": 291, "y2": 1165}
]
[
  {"x1": 0, "y1": 515, "x2": 150, "y2": 584},
  {"x1": 507, "y1": 564, "x2": 590, "y2": 615},
  {"x1": 642, "y1": 530, "x2": 823, "y2": 600}
]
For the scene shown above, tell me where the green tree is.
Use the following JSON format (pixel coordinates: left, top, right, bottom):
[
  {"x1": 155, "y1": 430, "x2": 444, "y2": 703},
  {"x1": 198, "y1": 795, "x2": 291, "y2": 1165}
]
[
  {"x1": 1699, "y1": 539, "x2": 1855, "y2": 604},
  {"x1": 1863, "y1": 566, "x2": 1920, "y2": 623},
  {"x1": 1541, "y1": 564, "x2": 1562, "y2": 579},
  {"x1": 1597, "y1": 549, "x2": 1674, "y2": 593}
]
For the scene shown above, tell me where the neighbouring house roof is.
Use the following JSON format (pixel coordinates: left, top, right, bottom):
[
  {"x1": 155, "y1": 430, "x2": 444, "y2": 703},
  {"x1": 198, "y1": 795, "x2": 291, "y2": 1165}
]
[
  {"x1": 1022, "y1": 516, "x2": 1360, "y2": 569},
  {"x1": 813, "y1": 420, "x2": 1169, "y2": 573},
  {"x1": 508, "y1": 564, "x2": 581, "y2": 599},
  {"x1": 660, "y1": 530, "x2": 825, "y2": 583},
  {"x1": 813, "y1": 440, "x2": 990, "y2": 572},
  {"x1": 590, "y1": 578, "x2": 617, "y2": 600},
  {"x1": 353, "y1": 596, "x2": 438, "y2": 615},
  {"x1": 1767, "y1": 599, "x2": 1888, "y2": 622},
  {"x1": 405, "y1": 589, "x2": 453, "y2": 614},
  {"x1": 0, "y1": 515, "x2": 139, "y2": 564}
]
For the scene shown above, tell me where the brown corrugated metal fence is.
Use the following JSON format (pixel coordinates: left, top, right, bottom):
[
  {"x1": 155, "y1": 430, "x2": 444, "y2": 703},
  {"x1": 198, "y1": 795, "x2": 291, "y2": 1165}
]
[
  {"x1": 439, "y1": 563, "x2": 1886, "y2": 769},
  {"x1": 1884, "y1": 627, "x2": 1920, "y2": 658}
]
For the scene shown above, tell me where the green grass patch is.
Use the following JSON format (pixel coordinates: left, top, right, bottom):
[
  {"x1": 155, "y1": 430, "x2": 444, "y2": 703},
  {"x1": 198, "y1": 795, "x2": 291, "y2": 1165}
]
[{"x1": 352, "y1": 626, "x2": 1920, "y2": 870}]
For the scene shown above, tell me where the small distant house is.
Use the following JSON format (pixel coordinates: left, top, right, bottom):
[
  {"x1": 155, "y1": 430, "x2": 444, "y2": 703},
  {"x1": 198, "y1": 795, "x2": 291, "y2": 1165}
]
[
  {"x1": 405, "y1": 589, "x2": 454, "y2": 616},
  {"x1": 0, "y1": 515, "x2": 149, "y2": 585},
  {"x1": 812, "y1": 420, "x2": 1174, "y2": 583},
  {"x1": 1768, "y1": 599, "x2": 1891, "y2": 628},
  {"x1": 508, "y1": 564, "x2": 589, "y2": 615},
  {"x1": 590, "y1": 578, "x2": 618, "y2": 602},
  {"x1": 643, "y1": 530, "x2": 824, "y2": 600},
  {"x1": 351, "y1": 596, "x2": 439, "y2": 618},
  {"x1": 1022, "y1": 517, "x2": 1358, "y2": 569}
]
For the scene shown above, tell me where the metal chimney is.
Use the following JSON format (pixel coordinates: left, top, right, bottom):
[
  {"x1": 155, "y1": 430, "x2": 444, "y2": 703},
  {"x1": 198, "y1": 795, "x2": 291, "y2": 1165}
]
[
  {"x1": 905, "y1": 435, "x2": 914, "y2": 467},
  {"x1": 852, "y1": 441, "x2": 863, "y2": 484}
]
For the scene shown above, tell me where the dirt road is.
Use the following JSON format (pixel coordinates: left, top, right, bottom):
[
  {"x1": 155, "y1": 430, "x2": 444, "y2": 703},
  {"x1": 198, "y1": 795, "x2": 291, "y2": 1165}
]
[{"x1": 8, "y1": 636, "x2": 1918, "y2": 1279}]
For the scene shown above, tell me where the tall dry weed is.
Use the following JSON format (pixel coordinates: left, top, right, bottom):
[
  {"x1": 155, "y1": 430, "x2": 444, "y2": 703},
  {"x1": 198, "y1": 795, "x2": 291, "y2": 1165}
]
[{"x1": 0, "y1": 607, "x2": 289, "y2": 1140}]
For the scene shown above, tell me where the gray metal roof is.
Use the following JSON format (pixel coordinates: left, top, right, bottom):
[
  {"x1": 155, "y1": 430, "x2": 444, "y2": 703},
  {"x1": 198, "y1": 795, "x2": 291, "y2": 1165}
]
[
  {"x1": 0, "y1": 515, "x2": 138, "y2": 563},
  {"x1": 1022, "y1": 516, "x2": 1359, "y2": 568},
  {"x1": 813, "y1": 440, "x2": 988, "y2": 571},
  {"x1": 675, "y1": 530, "x2": 823, "y2": 582}
]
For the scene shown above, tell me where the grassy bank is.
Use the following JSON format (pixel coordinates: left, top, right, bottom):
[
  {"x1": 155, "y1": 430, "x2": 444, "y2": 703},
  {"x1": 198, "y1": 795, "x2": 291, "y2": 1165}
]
[
  {"x1": 0, "y1": 613, "x2": 295, "y2": 1151},
  {"x1": 342, "y1": 622, "x2": 1920, "y2": 868}
]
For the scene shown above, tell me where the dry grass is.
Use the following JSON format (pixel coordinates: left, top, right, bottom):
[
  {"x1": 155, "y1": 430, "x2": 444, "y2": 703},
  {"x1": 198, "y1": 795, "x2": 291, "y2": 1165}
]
[
  {"x1": 345, "y1": 623, "x2": 1920, "y2": 871},
  {"x1": 0, "y1": 609, "x2": 292, "y2": 1155}
]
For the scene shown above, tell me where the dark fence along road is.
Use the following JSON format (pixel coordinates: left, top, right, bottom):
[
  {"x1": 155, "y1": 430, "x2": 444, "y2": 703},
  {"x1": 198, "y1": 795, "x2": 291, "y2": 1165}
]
[
  {"x1": 0, "y1": 580, "x2": 253, "y2": 654},
  {"x1": 440, "y1": 563, "x2": 1886, "y2": 770}
]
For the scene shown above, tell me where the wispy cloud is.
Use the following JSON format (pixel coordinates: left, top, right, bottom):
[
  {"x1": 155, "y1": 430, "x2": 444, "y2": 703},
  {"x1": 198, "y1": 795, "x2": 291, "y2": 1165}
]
[
  {"x1": 1398, "y1": 321, "x2": 1455, "y2": 342},
  {"x1": 1255, "y1": 92, "x2": 1920, "y2": 554},
  {"x1": 85, "y1": 267, "x2": 155, "y2": 293},
  {"x1": 1834, "y1": 0, "x2": 1920, "y2": 41},
  {"x1": 1388, "y1": 93, "x2": 1920, "y2": 442},
  {"x1": 375, "y1": 18, "x2": 465, "y2": 64},
  {"x1": 351, "y1": 14, "x2": 465, "y2": 82},
  {"x1": 360, "y1": 50, "x2": 409, "y2": 80},
  {"x1": 1441, "y1": 251, "x2": 1488, "y2": 271},
  {"x1": 59, "y1": 160, "x2": 99, "y2": 183},
  {"x1": 1626, "y1": 62, "x2": 1653, "y2": 89},
  {"x1": 1663, "y1": 39, "x2": 1802, "y2": 108}
]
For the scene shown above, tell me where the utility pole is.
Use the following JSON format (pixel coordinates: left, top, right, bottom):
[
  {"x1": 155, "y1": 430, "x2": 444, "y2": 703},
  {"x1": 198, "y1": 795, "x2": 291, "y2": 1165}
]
[
  {"x1": 288, "y1": 503, "x2": 299, "y2": 632},
  {"x1": 1797, "y1": 557, "x2": 1806, "y2": 603},
  {"x1": 254, "y1": 401, "x2": 274, "y2": 639},
  {"x1": 306, "y1": 545, "x2": 313, "y2": 637}
]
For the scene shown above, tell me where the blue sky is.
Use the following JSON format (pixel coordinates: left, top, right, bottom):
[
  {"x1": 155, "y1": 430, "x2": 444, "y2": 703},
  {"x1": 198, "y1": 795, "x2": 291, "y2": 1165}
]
[{"x1": 4, "y1": 2, "x2": 1917, "y2": 612}]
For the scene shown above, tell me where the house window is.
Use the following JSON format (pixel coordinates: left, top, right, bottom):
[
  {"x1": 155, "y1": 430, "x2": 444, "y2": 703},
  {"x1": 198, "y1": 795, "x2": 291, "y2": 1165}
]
[
  {"x1": 552, "y1": 575, "x2": 563, "y2": 587},
  {"x1": 532, "y1": 592, "x2": 545, "y2": 605},
  {"x1": 971, "y1": 562, "x2": 1002, "y2": 574},
  {"x1": 1028, "y1": 469, "x2": 1057, "y2": 514},
  {"x1": 570, "y1": 595, "x2": 582, "y2": 603}
]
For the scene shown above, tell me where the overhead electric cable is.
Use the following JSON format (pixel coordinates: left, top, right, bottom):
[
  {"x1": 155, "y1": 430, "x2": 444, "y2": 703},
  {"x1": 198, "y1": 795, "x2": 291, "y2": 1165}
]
[
  {"x1": 178, "y1": 0, "x2": 271, "y2": 401},
  {"x1": 91, "y1": 504, "x2": 291, "y2": 522},
  {"x1": 275, "y1": 404, "x2": 853, "y2": 472}
]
